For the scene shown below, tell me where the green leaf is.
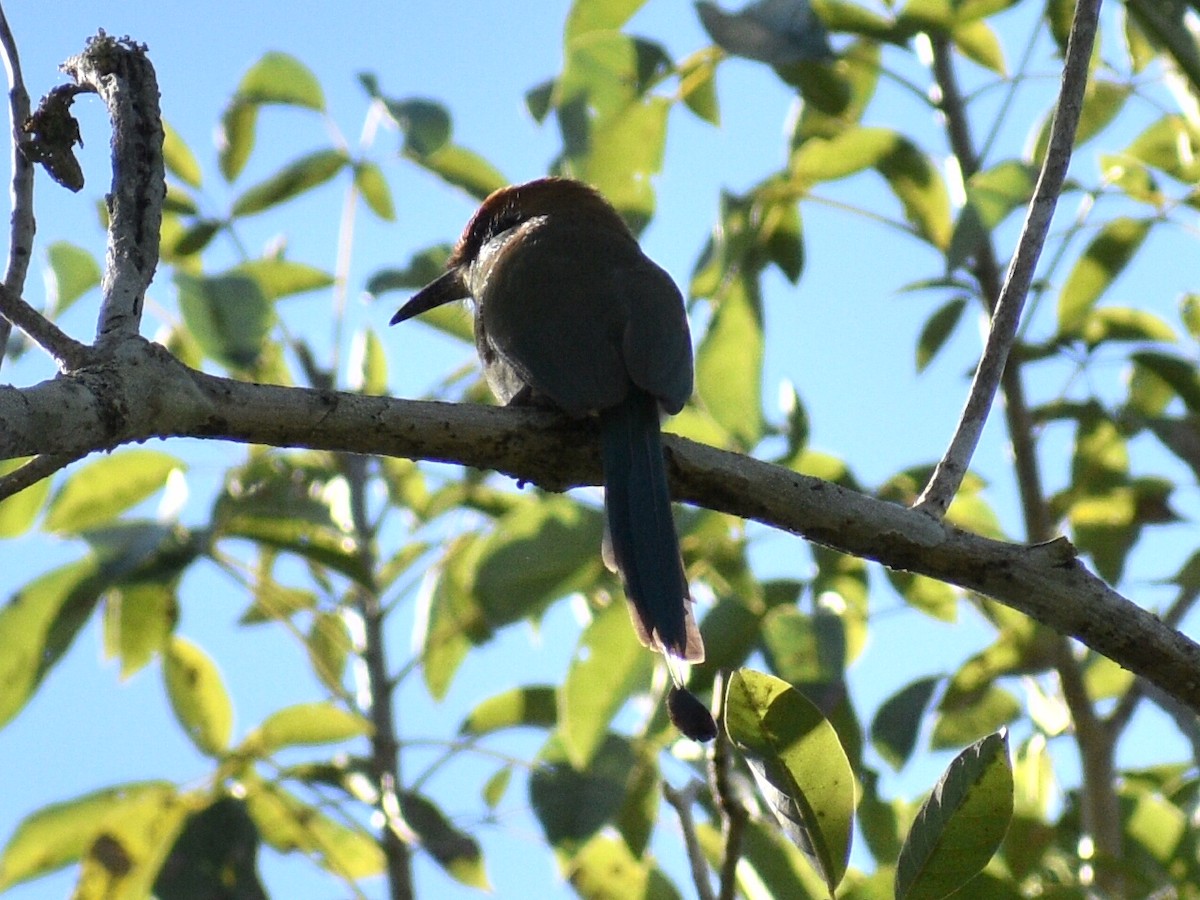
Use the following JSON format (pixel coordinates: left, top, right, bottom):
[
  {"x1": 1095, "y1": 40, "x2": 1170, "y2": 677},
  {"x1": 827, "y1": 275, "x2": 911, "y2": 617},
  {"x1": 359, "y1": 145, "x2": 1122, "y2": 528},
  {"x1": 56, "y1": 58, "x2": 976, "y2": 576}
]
[
  {"x1": 218, "y1": 100, "x2": 257, "y2": 182},
  {"x1": 153, "y1": 797, "x2": 264, "y2": 900},
  {"x1": 176, "y1": 271, "x2": 274, "y2": 370},
  {"x1": 0, "y1": 781, "x2": 179, "y2": 892},
  {"x1": 791, "y1": 126, "x2": 898, "y2": 185},
  {"x1": 932, "y1": 684, "x2": 1020, "y2": 749},
  {"x1": 565, "y1": 0, "x2": 647, "y2": 42},
  {"x1": 761, "y1": 606, "x2": 845, "y2": 685},
  {"x1": 236, "y1": 52, "x2": 324, "y2": 110},
  {"x1": 1032, "y1": 80, "x2": 1131, "y2": 164},
  {"x1": 724, "y1": 669, "x2": 855, "y2": 893},
  {"x1": 44, "y1": 450, "x2": 184, "y2": 534},
  {"x1": 871, "y1": 677, "x2": 940, "y2": 770},
  {"x1": 354, "y1": 161, "x2": 395, "y2": 220},
  {"x1": 162, "y1": 120, "x2": 202, "y2": 188},
  {"x1": 411, "y1": 143, "x2": 508, "y2": 201},
  {"x1": 307, "y1": 610, "x2": 352, "y2": 693},
  {"x1": 417, "y1": 534, "x2": 484, "y2": 699},
  {"x1": 1125, "y1": 115, "x2": 1200, "y2": 182},
  {"x1": 1181, "y1": 293, "x2": 1200, "y2": 339},
  {"x1": 0, "y1": 559, "x2": 104, "y2": 728},
  {"x1": 45, "y1": 241, "x2": 101, "y2": 314},
  {"x1": 953, "y1": 19, "x2": 1005, "y2": 74},
  {"x1": 167, "y1": 219, "x2": 221, "y2": 258},
  {"x1": 888, "y1": 570, "x2": 959, "y2": 621},
  {"x1": 233, "y1": 258, "x2": 335, "y2": 300},
  {"x1": 231, "y1": 149, "x2": 349, "y2": 217},
  {"x1": 460, "y1": 685, "x2": 558, "y2": 735},
  {"x1": 0, "y1": 457, "x2": 51, "y2": 537},
  {"x1": 244, "y1": 778, "x2": 383, "y2": 878},
  {"x1": 1131, "y1": 351, "x2": 1200, "y2": 413},
  {"x1": 530, "y1": 734, "x2": 637, "y2": 855},
  {"x1": 916, "y1": 297, "x2": 967, "y2": 372},
  {"x1": 568, "y1": 97, "x2": 670, "y2": 229},
  {"x1": 400, "y1": 792, "x2": 490, "y2": 889},
  {"x1": 678, "y1": 48, "x2": 720, "y2": 125},
  {"x1": 567, "y1": 834, "x2": 676, "y2": 900},
  {"x1": 1058, "y1": 217, "x2": 1151, "y2": 335},
  {"x1": 895, "y1": 732, "x2": 1013, "y2": 900},
  {"x1": 474, "y1": 497, "x2": 605, "y2": 630},
  {"x1": 947, "y1": 160, "x2": 1035, "y2": 270},
  {"x1": 350, "y1": 328, "x2": 389, "y2": 396},
  {"x1": 1080, "y1": 306, "x2": 1176, "y2": 348},
  {"x1": 482, "y1": 767, "x2": 512, "y2": 808},
  {"x1": 102, "y1": 579, "x2": 178, "y2": 678},
  {"x1": 696, "y1": 272, "x2": 765, "y2": 449},
  {"x1": 257, "y1": 702, "x2": 370, "y2": 752},
  {"x1": 385, "y1": 98, "x2": 452, "y2": 156},
  {"x1": 561, "y1": 599, "x2": 655, "y2": 768},
  {"x1": 878, "y1": 137, "x2": 952, "y2": 249},
  {"x1": 163, "y1": 635, "x2": 233, "y2": 756},
  {"x1": 214, "y1": 455, "x2": 368, "y2": 584}
]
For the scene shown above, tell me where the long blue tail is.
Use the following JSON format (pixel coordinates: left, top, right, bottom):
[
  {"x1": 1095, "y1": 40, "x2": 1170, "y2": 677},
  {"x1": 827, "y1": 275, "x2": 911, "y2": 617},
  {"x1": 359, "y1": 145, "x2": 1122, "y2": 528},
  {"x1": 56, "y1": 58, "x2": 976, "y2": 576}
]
[{"x1": 601, "y1": 390, "x2": 702, "y2": 662}]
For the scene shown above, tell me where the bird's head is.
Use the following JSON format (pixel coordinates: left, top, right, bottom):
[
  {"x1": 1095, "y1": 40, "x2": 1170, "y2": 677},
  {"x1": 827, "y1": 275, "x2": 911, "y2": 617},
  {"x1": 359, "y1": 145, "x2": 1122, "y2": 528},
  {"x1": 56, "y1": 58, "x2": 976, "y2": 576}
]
[{"x1": 389, "y1": 178, "x2": 633, "y2": 325}]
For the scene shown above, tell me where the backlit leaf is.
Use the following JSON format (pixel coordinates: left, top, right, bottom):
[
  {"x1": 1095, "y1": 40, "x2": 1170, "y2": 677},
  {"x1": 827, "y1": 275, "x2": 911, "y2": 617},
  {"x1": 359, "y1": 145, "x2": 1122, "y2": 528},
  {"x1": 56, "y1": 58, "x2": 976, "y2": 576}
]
[
  {"x1": 1058, "y1": 217, "x2": 1150, "y2": 336},
  {"x1": 45, "y1": 241, "x2": 101, "y2": 314},
  {"x1": 0, "y1": 782, "x2": 179, "y2": 892},
  {"x1": 257, "y1": 702, "x2": 371, "y2": 752},
  {"x1": 235, "y1": 52, "x2": 324, "y2": 110},
  {"x1": 561, "y1": 599, "x2": 654, "y2": 768},
  {"x1": 163, "y1": 635, "x2": 233, "y2": 756},
  {"x1": 231, "y1": 149, "x2": 349, "y2": 217},
  {"x1": 895, "y1": 732, "x2": 1013, "y2": 900},
  {"x1": 45, "y1": 451, "x2": 184, "y2": 535},
  {"x1": 162, "y1": 120, "x2": 202, "y2": 188},
  {"x1": 725, "y1": 669, "x2": 855, "y2": 892},
  {"x1": 696, "y1": 273, "x2": 765, "y2": 449},
  {"x1": 460, "y1": 685, "x2": 558, "y2": 735},
  {"x1": 176, "y1": 272, "x2": 274, "y2": 370}
]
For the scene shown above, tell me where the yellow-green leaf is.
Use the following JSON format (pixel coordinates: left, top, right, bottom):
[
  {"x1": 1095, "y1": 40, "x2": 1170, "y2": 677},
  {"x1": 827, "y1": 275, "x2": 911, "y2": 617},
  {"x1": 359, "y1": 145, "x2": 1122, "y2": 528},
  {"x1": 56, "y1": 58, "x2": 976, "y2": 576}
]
[
  {"x1": 236, "y1": 51, "x2": 324, "y2": 111},
  {"x1": 231, "y1": 149, "x2": 349, "y2": 217},
  {"x1": 0, "y1": 458, "x2": 51, "y2": 537},
  {"x1": 162, "y1": 120, "x2": 202, "y2": 188},
  {"x1": 164, "y1": 635, "x2": 233, "y2": 756},
  {"x1": 45, "y1": 241, "x2": 101, "y2": 314},
  {"x1": 1058, "y1": 217, "x2": 1150, "y2": 336},
  {"x1": 45, "y1": 451, "x2": 185, "y2": 534},
  {"x1": 355, "y1": 161, "x2": 395, "y2": 220}
]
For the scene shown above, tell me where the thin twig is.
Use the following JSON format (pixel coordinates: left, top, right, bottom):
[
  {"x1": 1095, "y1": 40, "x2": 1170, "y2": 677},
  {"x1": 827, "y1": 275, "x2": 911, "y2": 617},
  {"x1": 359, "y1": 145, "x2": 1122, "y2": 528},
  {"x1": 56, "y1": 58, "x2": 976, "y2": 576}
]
[
  {"x1": 914, "y1": 0, "x2": 1103, "y2": 517},
  {"x1": 0, "y1": 282, "x2": 90, "y2": 368},
  {"x1": 662, "y1": 780, "x2": 715, "y2": 900},
  {"x1": 61, "y1": 33, "x2": 164, "y2": 344},
  {"x1": 708, "y1": 671, "x2": 746, "y2": 900},
  {"x1": 0, "y1": 2, "x2": 34, "y2": 368},
  {"x1": 0, "y1": 452, "x2": 79, "y2": 501},
  {"x1": 340, "y1": 449, "x2": 414, "y2": 900}
]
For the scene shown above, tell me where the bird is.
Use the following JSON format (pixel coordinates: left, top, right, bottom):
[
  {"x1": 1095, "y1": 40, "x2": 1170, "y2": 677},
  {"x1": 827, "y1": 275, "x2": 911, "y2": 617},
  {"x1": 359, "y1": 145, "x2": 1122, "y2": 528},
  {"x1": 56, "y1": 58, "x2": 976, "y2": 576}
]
[{"x1": 390, "y1": 177, "x2": 705, "y2": 666}]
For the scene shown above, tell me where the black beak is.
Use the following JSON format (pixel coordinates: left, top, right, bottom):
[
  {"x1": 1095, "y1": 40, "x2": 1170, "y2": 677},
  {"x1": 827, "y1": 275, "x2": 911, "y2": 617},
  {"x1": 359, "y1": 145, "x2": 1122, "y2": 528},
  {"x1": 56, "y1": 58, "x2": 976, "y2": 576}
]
[{"x1": 389, "y1": 269, "x2": 468, "y2": 325}]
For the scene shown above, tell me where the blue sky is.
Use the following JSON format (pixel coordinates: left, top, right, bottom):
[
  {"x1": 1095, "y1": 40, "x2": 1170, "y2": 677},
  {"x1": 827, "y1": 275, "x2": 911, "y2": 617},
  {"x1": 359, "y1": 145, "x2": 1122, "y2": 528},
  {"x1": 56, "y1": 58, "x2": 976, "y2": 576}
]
[{"x1": 3, "y1": 2, "x2": 1200, "y2": 898}]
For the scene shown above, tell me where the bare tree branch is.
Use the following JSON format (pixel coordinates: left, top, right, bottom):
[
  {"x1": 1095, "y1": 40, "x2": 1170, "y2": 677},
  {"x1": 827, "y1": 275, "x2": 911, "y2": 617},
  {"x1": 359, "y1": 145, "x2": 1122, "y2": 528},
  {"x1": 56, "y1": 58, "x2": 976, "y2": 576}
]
[
  {"x1": 61, "y1": 32, "x2": 163, "y2": 344},
  {"x1": 0, "y1": 451, "x2": 82, "y2": 502},
  {"x1": 915, "y1": 0, "x2": 1102, "y2": 517},
  {"x1": 0, "y1": 282, "x2": 91, "y2": 368},
  {"x1": 0, "y1": 2, "x2": 33, "y2": 366},
  {"x1": 0, "y1": 342, "x2": 1196, "y2": 713}
]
